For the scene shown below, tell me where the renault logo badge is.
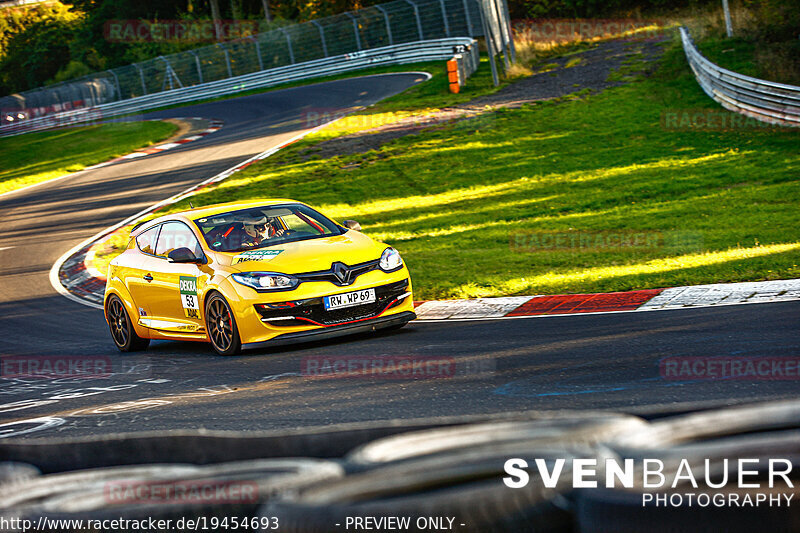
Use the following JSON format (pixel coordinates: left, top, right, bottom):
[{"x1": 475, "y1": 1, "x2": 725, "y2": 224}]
[{"x1": 332, "y1": 262, "x2": 351, "y2": 285}]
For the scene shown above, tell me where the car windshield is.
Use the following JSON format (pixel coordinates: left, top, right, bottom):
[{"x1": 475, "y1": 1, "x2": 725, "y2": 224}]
[{"x1": 193, "y1": 203, "x2": 343, "y2": 253}]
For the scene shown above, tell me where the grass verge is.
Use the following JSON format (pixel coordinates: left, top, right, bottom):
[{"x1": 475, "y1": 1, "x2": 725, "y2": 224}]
[
  {"x1": 0, "y1": 121, "x2": 178, "y2": 195},
  {"x1": 95, "y1": 38, "x2": 800, "y2": 299}
]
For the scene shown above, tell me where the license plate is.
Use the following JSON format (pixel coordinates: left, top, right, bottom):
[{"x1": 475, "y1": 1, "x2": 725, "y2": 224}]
[{"x1": 324, "y1": 288, "x2": 376, "y2": 310}]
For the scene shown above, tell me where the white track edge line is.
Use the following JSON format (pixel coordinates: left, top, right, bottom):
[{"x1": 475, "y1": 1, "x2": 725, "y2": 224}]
[{"x1": 413, "y1": 295, "x2": 800, "y2": 323}]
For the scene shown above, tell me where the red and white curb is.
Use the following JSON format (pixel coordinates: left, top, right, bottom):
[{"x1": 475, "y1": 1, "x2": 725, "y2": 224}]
[
  {"x1": 104, "y1": 118, "x2": 223, "y2": 163},
  {"x1": 0, "y1": 117, "x2": 222, "y2": 201},
  {"x1": 413, "y1": 279, "x2": 800, "y2": 321}
]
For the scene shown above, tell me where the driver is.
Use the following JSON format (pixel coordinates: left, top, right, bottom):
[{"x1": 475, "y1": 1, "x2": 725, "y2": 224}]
[{"x1": 226, "y1": 213, "x2": 286, "y2": 249}]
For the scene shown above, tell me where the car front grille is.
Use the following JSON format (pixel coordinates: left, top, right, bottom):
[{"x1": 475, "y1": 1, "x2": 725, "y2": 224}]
[
  {"x1": 294, "y1": 259, "x2": 380, "y2": 287},
  {"x1": 255, "y1": 279, "x2": 410, "y2": 327}
]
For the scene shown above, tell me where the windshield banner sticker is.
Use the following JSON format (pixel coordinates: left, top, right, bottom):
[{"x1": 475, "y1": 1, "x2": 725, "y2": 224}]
[
  {"x1": 179, "y1": 276, "x2": 200, "y2": 319},
  {"x1": 233, "y1": 250, "x2": 283, "y2": 265}
]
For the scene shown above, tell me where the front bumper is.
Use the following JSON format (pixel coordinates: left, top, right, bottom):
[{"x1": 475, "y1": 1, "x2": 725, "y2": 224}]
[
  {"x1": 241, "y1": 310, "x2": 416, "y2": 350},
  {"x1": 224, "y1": 266, "x2": 415, "y2": 347},
  {"x1": 255, "y1": 279, "x2": 410, "y2": 327}
]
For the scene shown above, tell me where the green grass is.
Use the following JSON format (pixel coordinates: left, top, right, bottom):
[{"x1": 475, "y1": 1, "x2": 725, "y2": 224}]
[
  {"x1": 0, "y1": 121, "x2": 178, "y2": 194},
  {"x1": 696, "y1": 35, "x2": 800, "y2": 86},
  {"x1": 697, "y1": 37, "x2": 759, "y2": 77},
  {"x1": 95, "y1": 38, "x2": 800, "y2": 299}
]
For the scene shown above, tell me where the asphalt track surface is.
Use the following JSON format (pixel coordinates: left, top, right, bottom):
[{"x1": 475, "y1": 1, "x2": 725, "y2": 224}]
[{"x1": 1, "y1": 73, "x2": 799, "y2": 440}]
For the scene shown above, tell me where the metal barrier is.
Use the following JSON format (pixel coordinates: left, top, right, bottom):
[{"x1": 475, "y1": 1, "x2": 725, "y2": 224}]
[
  {"x1": 1, "y1": 0, "x2": 509, "y2": 134},
  {"x1": 0, "y1": 38, "x2": 479, "y2": 137},
  {"x1": 680, "y1": 26, "x2": 800, "y2": 127}
]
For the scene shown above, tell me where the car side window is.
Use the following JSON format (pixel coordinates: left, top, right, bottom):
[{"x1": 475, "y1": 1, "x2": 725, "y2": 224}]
[
  {"x1": 136, "y1": 226, "x2": 160, "y2": 255},
  {"x1": 155, "y1": 221, "x2": 203, "y2": 258}
]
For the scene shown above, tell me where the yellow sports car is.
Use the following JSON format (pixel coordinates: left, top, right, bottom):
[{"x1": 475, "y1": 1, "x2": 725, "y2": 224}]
[{"x1": 104, "y1": 200, "x2": 415, "y2": 355}]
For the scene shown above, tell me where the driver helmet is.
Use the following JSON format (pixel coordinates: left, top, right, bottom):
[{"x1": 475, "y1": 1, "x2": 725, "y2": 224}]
[{"x1": 241, "y1": 212, "x2": 269, "y2": 238}]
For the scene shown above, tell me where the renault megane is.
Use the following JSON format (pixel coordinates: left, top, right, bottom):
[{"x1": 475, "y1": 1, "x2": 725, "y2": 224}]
[{"x1": 104, "y1": 200, "x2": 415, "y2": 355}]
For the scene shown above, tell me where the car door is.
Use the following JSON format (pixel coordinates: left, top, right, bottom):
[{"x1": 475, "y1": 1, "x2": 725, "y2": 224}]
[
  {"x1": 124, "y1": 224, "x2": 161, "y2": 321},
  {"x1": 143, "y1": 221, "x2": 210, "y2": 334}
]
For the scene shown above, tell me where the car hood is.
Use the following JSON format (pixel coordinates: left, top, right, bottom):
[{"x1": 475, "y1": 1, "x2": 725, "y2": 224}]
[{"x1": 217, "y1": 231, "x2": 384, "y2": 274}]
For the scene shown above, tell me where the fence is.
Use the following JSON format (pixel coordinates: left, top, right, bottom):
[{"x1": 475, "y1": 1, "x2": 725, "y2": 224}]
[
  {"x1": 680, "y1": 26, "x2": 800, "y2": 127},
  {"x1": 0, "y1": 0, "x2": 512, "y2": 134},
  {"x1": 0, "y1": 38, "x2": 479, "y2": 136}
]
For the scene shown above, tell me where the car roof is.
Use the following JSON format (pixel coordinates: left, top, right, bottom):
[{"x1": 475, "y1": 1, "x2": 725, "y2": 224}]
[{"x1": 131, "y1": 199, "x2": 305, "y2": 235}]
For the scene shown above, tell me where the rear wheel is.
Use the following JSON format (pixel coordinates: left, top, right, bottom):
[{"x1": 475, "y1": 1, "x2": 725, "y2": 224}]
[
  {"x1": 106, "y1": 295, "x2": 149, "y2": 352},
  {"x1": 205, "y1": 293, "x2": 242, "y2": 356}
]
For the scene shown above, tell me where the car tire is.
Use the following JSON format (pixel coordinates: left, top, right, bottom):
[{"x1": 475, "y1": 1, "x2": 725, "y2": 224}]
[
  {"x1": 261, "y1": 451, "x2": 577, "y2": 533},
  {"x1": 205, "y1": 292, "x2": 242, "y2": 356},
  {"x1": 105, "y1": 295, "x2": 149, "y2": 352}
]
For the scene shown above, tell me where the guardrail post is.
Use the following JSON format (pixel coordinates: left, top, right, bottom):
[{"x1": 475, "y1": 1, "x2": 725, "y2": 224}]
[
  {"x1": 375, "y1": 5, "x2": 393, "y2": 46},
  {"x1": 490, "y1": 0, "x2": 510, "y2": 69},
  {"x1": 218, "y1": 44, "x2": 233, "y2": 78},
  {"x1": 478, "y1": 0, "x2": 499, "y2": 86},
  {"x1": 345, "y1": 12, "x2": 362, "y2": 51},
  {"x1": 106, "y1": 70, "x2": 122, "y2": 102},
  {"x1": 279, "y1": 28, "x2": 295, "y2": 64},
  {"x1": 253, "y1": 38, "x2": 264, "y2": 70},
  {"x1": 134, "y1": 63, "x2": 148, "y2": 95},
  {"x1": 311, "y1": 20, "x2": 329, "y2": 56},
  {"x1": 462, "y1": 0, "x2": 474, "y2": 36},
  {"x1": 160, "y1": 57, "x2": 172, "y2": 91},
  {"x1": 500, "y1": 0, "x2": 516, "y2": 61},
  {"x1": 722, "y1": 0, "x2": 733, "y2": 37},
  {"x1": 404, "y1": 0, "x2": 424, "y2": 41},
  {"x1": 189, "y1": 50, "x2": 204, "y2": 84},
  {"x1": 439, "y1": 0, "x2": 451, "y2": 37},
  {"x1": 159, "y1": 56, "x2": 183, "y2": 91}
]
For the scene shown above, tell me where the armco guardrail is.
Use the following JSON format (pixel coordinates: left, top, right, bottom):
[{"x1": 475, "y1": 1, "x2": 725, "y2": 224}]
[
  {"x1": 1, "y1": 0, "x2": 510, "y2": 127},
  {"x1": 680, "y1": 26, "x2": 800, "y2": 127},
  {"x1": 0, "y1": 38, "x2": 479, "y2": 137}
]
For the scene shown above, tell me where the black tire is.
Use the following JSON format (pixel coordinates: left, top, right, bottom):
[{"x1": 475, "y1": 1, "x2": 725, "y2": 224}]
[
  {"x1": 347, "y1": 414, "x2": 647, "y2": 466},
  {"x1": 205, "y1": 292, "x2": 242, "y2": 356},
  {"x1": 0, "y1": 462, "x2": 40, "y2": 486},
  {"x1": 105, "y1": 295, "x2": 149, "y2": 352},
  {"x1": 261, "y1": 449, "x2": 578, "y2": 533}
]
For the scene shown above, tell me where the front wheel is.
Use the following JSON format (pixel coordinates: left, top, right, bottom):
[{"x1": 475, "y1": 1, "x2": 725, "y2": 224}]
[
  {"x1": 106, "y1": 295, "x2": 150, "y2": 352},
  {"x1": 205, "y1": 293, "x2": 242, "y2": 356}
]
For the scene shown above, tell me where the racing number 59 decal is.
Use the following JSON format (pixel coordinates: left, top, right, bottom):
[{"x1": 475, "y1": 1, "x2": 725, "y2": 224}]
[{"x1": 180, "y1": 276, "x2": 201, "y2": 319}]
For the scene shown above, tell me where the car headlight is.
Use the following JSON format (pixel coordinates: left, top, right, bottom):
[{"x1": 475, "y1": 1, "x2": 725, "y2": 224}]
[
  {"x1": 379, "y1": 247, "x2": 403, "y2": 272},
  {"x1": 231, "y1": 272, "x2": 299, "y2": 291}
]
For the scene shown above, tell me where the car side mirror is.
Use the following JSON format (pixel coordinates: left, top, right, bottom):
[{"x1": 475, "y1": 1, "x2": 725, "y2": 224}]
[
  {"x1": 168, "y1": 247, "x2": 203, "y2": 264},
  {"x1": 343, "y1": 220, "x2": 362, "y2": 231}
]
